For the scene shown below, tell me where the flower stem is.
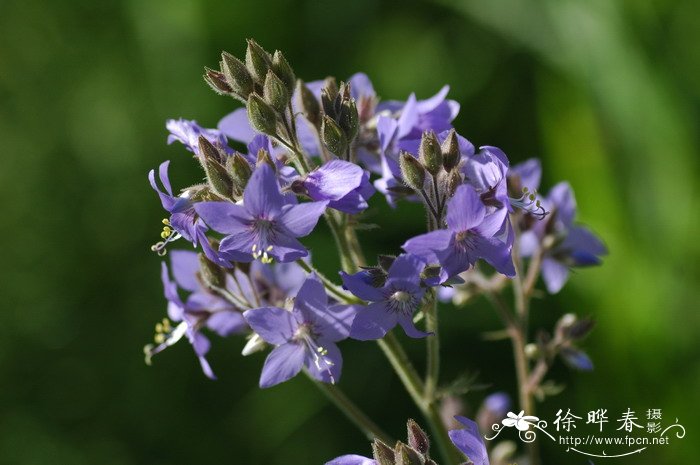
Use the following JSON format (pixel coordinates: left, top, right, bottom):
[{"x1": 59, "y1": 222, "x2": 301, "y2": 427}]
[
  {"x1": 423, "y1": 291, "x2": 439, "y2": 401},
  {"x1": 378, "y1": 332, "x2": 461, "y2": 465},
  {"x1": 295, "y1": 259, "x2": 360, "y2": 304},
  {"x1": 325, "y1": 211, "x2": 357, "y2": 273},
  {"x1": 306, "y1": 371, "x2": 393, "y2": 443}
]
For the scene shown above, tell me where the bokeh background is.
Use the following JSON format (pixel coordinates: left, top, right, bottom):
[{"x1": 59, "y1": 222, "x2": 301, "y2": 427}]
[{"x1": 1, "y1": 0, "x2": 699, "y2": 463}]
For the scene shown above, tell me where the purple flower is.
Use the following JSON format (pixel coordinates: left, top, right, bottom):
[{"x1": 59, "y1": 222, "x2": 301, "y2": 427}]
[
  {"x1": 243, "y1": 274, "x2": 358, "y2": 388},
  {"x1": 148, "y1": 160, "x2": 230, "y2": 266},
  {"x1": 371, "y1": 89, "x2": 461, "y2": 204},
  {"x1": 341, "y1": 254, "x2": 431, "y2": 340},
  {"x1": 166, "y1": 118, "x2": 230, "y2": 156},
  {"x1": 195, "y1": 164, "x2": 328, "y2": 263},
  {"x1": 448, "y1": 416, "x2": 489, "y2": 465},
  {"x1": 293, "y1": 159, "x2": 375, "y2": 214},
  {"x1": 325, "y1": 456, "x2": 376, "y2": 465},
  {"x1": 147, "y1": 250, "x2": 247, "y2": 379},
  {"x1": 508, "y1": 158, "x2": 542, "y2": 193},
  {"x1": 520, "y1": 182, "x2": 606, "y2": 293},
  {"x1": 403, "y1": 184, "x2": 515, "y2": 282},
  {"x1": 464, "y1": 146, "x2": 511, "y2": 212}
]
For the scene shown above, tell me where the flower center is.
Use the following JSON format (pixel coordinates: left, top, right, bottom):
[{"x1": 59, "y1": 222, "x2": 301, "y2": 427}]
[
  {"x1": 454, "y1": 230, "x2": 477, "y2": 253},
  {"x1": 387, "y1": 288, "x2": 417, "y2": 315}
]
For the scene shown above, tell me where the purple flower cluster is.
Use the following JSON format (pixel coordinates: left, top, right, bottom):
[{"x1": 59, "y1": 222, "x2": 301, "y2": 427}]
[{"x1": 143, "y1": 41, "x2": 607, "y2": 465}]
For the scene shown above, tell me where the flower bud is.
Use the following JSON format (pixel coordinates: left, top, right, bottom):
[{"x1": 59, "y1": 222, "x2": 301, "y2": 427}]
[
  {"x1": 399, "y1": 152, "x2": 426, "y2": 190},
  {"x1": 446, "y1": 169, "x2": 462, "y2": 197},
  {"x1": 198, "y1": 253, "x2": 226, "y2": 289},
  {"x1": 263, "y1": 70, "x2": 289, "y2": 113},
  {"x1": 256, "y1": 148, "x2": 276, "y2": 170},
  {"x1": 247, "y1": 93, "x2": 278, "y2": 136},
  {"x1": 419, "y1": 131, "x2": 443, "y2": 175},
  {"x1": 566, "y1": 317, "x2": 595, "y2": 340},
  {"x1": 321, "y1": 77, "x2": 339, "y2": 117},
  {"x1": 226, "y1": 153, "x2": 252, "y2": 196},
  {"x1": 394, "y1": 442, "x2": 423, "y2": 465},
  {"x1": 406, "y1": 419, "x2": 430, "y2": 455},
  {"x1": 296, "y1": 80, "x2": 321, "y2": 128},
  {"x1": 321, "y1": 115, "x2": 348, "y2": 157},
  {"x1": 204, "y1": 159, "x2": 233, "y2": 199},
  {"x1": 245, "y1": 38, "x2": 271, "y2": 84},
  {"x1": 203, "y1": 67, "x2": 233, "y2": 95},
  {"x1": 377, "y1": 254, "x2": 396, "y2": 273},
  {"x1": 242, "y1": 333, "x2": 267, "y2": 356},
  {"x1": 271, "y1": 50, "x2": 295, "y2": 94},
  {"x1": 221, "y1": 51, "x2": 254, "y2": 98},
  {"x1": 338, "y1": 98, "x2": 359, "y2": 141},
  {"x1": 441, "y1": 128, "x2": 460, "y2": 171},
  {"x1": 371, "y1": 439, "x2": 395, "y2": 465}
]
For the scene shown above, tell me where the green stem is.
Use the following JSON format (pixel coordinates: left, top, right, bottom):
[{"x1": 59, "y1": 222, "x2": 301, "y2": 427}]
[
  {"x1": 325, "y1": 211, "x2": 356, "y2": 273},
  {"x1": 423, "y1": 291, "x2": 440, "y2": 401},
  {"x1": 295, "y1": 259, "x2": 360, "y2": 304},
  {"x1": 307, "y1": 371, "x2": 392, "y2": 443},
  {"x1": 378, "y1": 333, "x2": 461, "y2": 465}
]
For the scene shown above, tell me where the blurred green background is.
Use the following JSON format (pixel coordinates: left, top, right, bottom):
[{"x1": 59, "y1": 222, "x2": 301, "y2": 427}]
[{"x1": 1, "y1": 0, "x2": 699, "y2": 463}]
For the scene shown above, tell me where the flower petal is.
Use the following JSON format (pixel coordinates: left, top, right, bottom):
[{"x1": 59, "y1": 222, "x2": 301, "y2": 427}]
[
  {"x1": 449, "y1": 416, "x2": 489, "y2": 465},
  {"x1": 244, "y1": 164, "x2": 286, "y2": 218},
  {"x1": 387, "y1": 253, "x2": 425, "y2": 284},
  {"x1": 340, "y1": 271, "x2": 384, "y2": 302},
  {"x1": 325, "y1": 455, "x2": 376, "y2": 465},
  {"x1": 349, "y1": 303, "x2": 398, "y2": 341},
  {"x1": 278, "y1": 201, "x2": 329, "y2": 237},
  {"x1": 194, "y1": 202, "x2": 253, "y2": 235},
  {"x1": 243, "y1": 306, "x2": 297, "y2": 345},
  {"x1": 305, "y1": 160, "x2": 364, "y2": 201},
  {"x1": 218, "y1": 108, "x2": 256, "y2": 144},
  {"x1": 305, "y1": 339, "x2": 342, "y2": 384},
  {"x1": 398, "y1": 315, "x2": 431, "y2": 339},
  {"x1": 446, "y1": 185, "x2": 486, "y2": 232},
  {"x1": 259, "y1": 342, "x2": 305, "y2": 388},
  {"x1": 402, "y1": 230, "x2": 453, "y2": 264},
  {"x1": 541, "y1": 257, "x2": 570, "y2": 294},
  {"x1": 169, "y1": 250, "x2": 201, "y2": 292}
]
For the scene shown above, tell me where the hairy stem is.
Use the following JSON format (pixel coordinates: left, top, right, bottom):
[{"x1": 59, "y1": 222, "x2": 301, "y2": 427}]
[{"x1": 307, "y1": 371, "x2": 392, "y2": 443}]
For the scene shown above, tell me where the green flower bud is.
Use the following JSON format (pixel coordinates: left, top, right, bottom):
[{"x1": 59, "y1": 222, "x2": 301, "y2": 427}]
[
  {"x1": 256, "y1": 148, "x2": 276, "y2": 170},
  {"x1": 203, "y1": 67, "x2": 233, "y2": 95},
  {"x1": 221, "y1": 51, "x2": 254, "y2": 98},
  {"x1": 338, "y1": 98, "x2": 359, "y2": 141},
  {"x1": 446, "y1": 168, "x2": 462, "y2": 197},
  {"x1": 226, "y1": 153, "x2": 252, "y2": 197},
  {"x1": 263, "y1": 70, "x2": 289, "y2": 113},
  {"x1": 321, "y1": 115, "x2": 348, "y2": 157},
  {"x1": 246, "y1": 93, "x2": 278, "y2": 136},
  {"x1": 399, "y1": 151, "x2": 426, "y2": 190},
  {"x1": 419, "y1": 131, "x2": 443, "y2": 175},
  {"x1": 441, "y1": 128, "x2": 460, "y2": 171},
  {"x1": 321, "y1": 77, "x2": 339, "y2": 118},
  {"x1": 204, "y1": 158, "x2": 233, "y2": 199},
  {"x1": 245, "y1": 38, "x2": 271, "y2": 84},
  {"x1": 296, "y1": 79, "x2": 321, "y2": 128},
  {"x1": 198, "y1": 253, "x2": 226, "y2": 290},
  {"x1": 371, "y1": 439, "x2": 395, "y2": 465},
  {"x1": 271, "y1": 50, "x2": 295, "y2": 94},
  {"x1": 394, "y1": 442, "x2": 423, "y2": 465}
]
